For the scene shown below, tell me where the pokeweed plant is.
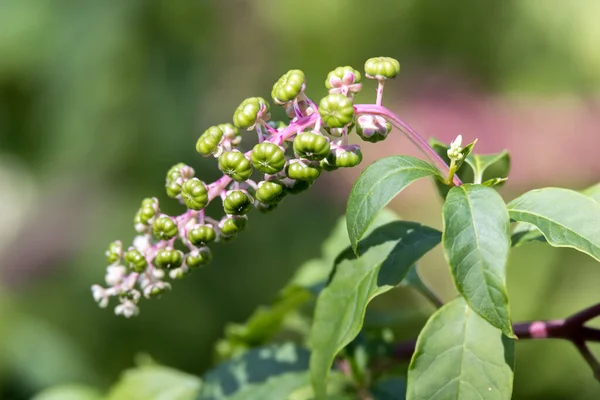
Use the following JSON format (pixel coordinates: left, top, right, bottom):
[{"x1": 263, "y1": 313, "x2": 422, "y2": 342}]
[{"x1": 74, "y1": 57, "x2": 600, "y2": 400}]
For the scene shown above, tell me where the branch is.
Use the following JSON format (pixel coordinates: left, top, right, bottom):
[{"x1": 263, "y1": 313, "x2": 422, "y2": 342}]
[{"x1": 392, "y1": 303, "x2": 600, "y2": 381}]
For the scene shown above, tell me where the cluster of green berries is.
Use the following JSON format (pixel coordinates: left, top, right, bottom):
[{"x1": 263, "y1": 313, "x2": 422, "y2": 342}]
[{"x1": 92, "y1": 57, "x2": 401, "y2": 317}]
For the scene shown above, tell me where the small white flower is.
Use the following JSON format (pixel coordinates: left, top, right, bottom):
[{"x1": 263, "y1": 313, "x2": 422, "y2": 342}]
[
  {"x1": 357, "y1": 115, "x2": 389, "y2": 138},
  {"x1": 133, "y1": 235, "x2": 152, "y2": 253},
  {"x1": 105, "y1": 265, "x2": 127, "y2": 286},
  {"x1": 91, "y1": 285, "x2": 110, "y2": 308},
  {"x1": 152, "y1": 268, "x2": 165, "y2": 279},
  {"x1": 115, "y1": 299, "x2": 139, "y2": 318}
]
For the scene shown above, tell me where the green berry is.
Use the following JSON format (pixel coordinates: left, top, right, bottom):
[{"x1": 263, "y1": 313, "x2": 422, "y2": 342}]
[
  {"x1": 271, "y1": 69, "x2": 306, "y2": 105},
  {"x1": 125, "y1": 249, "x2": 147, "y2": 272},
  {"x1": 153, "y1": 216, "x2": 178, "y2": 240},
  {"x1": 286, "y1": 160, "x2": 321, "y2": 181},
  {"x1": 255, "y1": 181, "x2": 287, "y2": 204},
  {"x1": 364, "y1": 57, "x2": 400, "y2": 79},
  {"x1": 318, "y1": 94, "x2": 354, "y2": 128},
  {"x1": 196, "y1": 126, "x2": 224, "y2": 156},
  {"x1": 165, "y1": 163, "x2": 194, "y2": 198},
  {"x1": 217, "y1": 123, "x2": 239, "y2": 140},
  {"x1": 320, "y1": 157, "x2": 338, "y2": 172},
  {"x1": 188, "y1": 224, "x2": 217, "y2": 246},
  {"x1": 181, "y1": 178, "x2": 209, "y2": 210},
  {"x1": 325, "y1": 66, "x2": 362, "y2": 92},
  {"x1": 255, "y1": 202, "x2": 278, "y2": 213},
  {"x1": 327, "y1": 145, "x2": 363, "y2": 168},
  {"x1": 138, "y1": 198, "x2": 159, "y2": 224},
  {"x1": 220, "y1": 216, "x2": 248, "y2": 236},
  {"x1": 233, "y1": 97, "x2": 270, "y2": 130},
  {"x1": 223, "y1": 190, "x2": 253, "y2": 215},
  {"x1": 154, "y1": 249, "x2": 184, "y2": 269},
  {"x1": 293, "y1": 132, "x2": 331, "y2": 161},
  {"x1": 356, "y1": 115, "x2": 391, "y2": 143},
  {"x1": 186, "y1": 247, "x2": 212, "y2": 268},
  {"x1": 106, "y1": 240, "x2": 123, "y2": 264},
  {"x1": 218, "y1": 151, "x2": 253, "y2": 182},
  {"x1": 286, "y1": 179, "x2": 313, "y2": 194},
  {"x1": 251, "y1": 142, "x2": 286, "y2": 174},
  {"x1": 166, "y1": 181, "x2": 182, "y2": 198}
]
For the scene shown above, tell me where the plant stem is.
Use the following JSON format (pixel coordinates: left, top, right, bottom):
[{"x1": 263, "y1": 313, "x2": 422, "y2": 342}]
[{"x1": 355, "y1": 104, "x2": 462, "y2": 187}]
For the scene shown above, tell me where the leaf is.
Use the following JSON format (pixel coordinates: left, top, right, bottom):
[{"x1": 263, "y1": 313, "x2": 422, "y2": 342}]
[
  {"x1": 442, "y1": 184, "x2": 513, "y2": 337},
  {"x1": 33, "y1": 385, "x2": 103, "y2": 400},
  {"x1": 407, "y1": 297, "x2": 515, "y2": 400},
  {"x1": 310, "y1": 221, "x2": 441, "y2": 399},
  {"x1": 346, "y1": 156, "x2": 441, "y2": 251},
  {"x1": 106, "y1": 365, "x2": 201, "y2": 400},
  {"x1": 507, "y1": 187, "x2": 600, "y2": 262},
  {"x1": 581, "y1": 182, "x2": 600, "y2": 203},
  {"x1": 199, "y1": 343, "x2": 309, "y2": 399}
]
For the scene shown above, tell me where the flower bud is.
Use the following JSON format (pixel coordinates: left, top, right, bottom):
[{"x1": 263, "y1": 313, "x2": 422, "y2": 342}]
[
  {"x1": 233, "y1": 97, "x2": 270, "y2": 130},
  {"x1": 271, "y1": 69, "x2": 306, "y2": 105},
  {"x1": 364, "y1": 57, "x2": 400, "y2": 79},
  {"x1": 181, "y1": 178, "x2": 209, "y2": 211},
  {"x1": 218, "y1": 150, "x2": 253, "y2": 182},
  {"x1": 293, "y1": 132, "x2": 331, "y2": 161},
  {"x1": 153, "y1": 216, "x2": 178, "y2": 240},
  {"x1": 356, "y1": 115, "x2": 391, "y2": 143},
  {"x1": 325, "y1": 66, "x2": 362, "y2": 95},
  {"x1": 318, "y1": 94, "x2": 354, "y2": 128},
  {"x1": 154, "y1": 249, "x2": 184, "y2": 269},
  {"x1": 251, "y1": 142, "x2": 287, "y2": 174}
]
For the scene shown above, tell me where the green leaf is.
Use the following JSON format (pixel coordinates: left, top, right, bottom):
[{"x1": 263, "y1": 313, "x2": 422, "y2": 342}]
[
  {"x1": 507, "y1": 187, "x2": 600, "y2": 262},
  {"x1": 407, "y1": 297, "x2": 515, "y2": 400},
  {"x1": 442, "y1": 184, "x2": 513, "y2": 337},
  {"x1": 33, "y1": 385, "x2": 103, "y2": 400},
  {"x1": 346, "y1": 156, "x2": 441, "y2": 251},
  {"x1": 106, "y1": 365, "x2": 201, "y2": 400},
  {"x1": 581, "y1": 182, "x2": 600, "y2": 203},
  {"x1": 199, "y1": 343, "x2": 309, "y2": 399},
  {"x1": 310, "y1": 221, "x2": 441, "y2": 399}
]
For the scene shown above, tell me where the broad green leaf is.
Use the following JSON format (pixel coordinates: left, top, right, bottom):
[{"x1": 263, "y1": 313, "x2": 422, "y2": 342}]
[
  {"x1": 407, "y1": 297, "x2": 515, "y2": 400},
  {"x1": 581, "y1": 182, "x2": 600, "y2": 203},
  {"x1": 507, "y1": 187, "x2": 600, "y2": 262},
  {"x1": 33, "y1": 385, "x2": 103, "y2": 400},
  {"x1": 346, "y1": 156, "x2": 441, "y2": 251},
  {"x1": 106, "y1": 365, "x2": 201, "y2": 400},
  {"x1": 442, "y1": 184, "x2": 513, "y2": 337},
  {"x1": 199, "y1": 343, "x2": 309, "y2": 399},
  {"x1": 310, "y1": 221, "x2": 441, "y2": 399}
]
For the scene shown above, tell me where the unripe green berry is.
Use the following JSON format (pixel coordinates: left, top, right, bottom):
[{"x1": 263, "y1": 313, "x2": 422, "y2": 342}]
[
  {"x1": 255, "y1": 181, "x2": 287, "y2": 204},
  {"x1": 165, "y1": 163, "x2": 194, "y2": 199},
  {"x1": 233, "y1": 97, "x2": 270, "y2": 130},
  {"x1": 271, "y1": 69, "x2": 306, "y2": 105},
  {"x1": 251, "y1": 142, "x2": 286, "y2": 174},
  {"x1": 223, "y1": 190, "x2": 253, "y2": 216},
  {"x1": 106, "y1": 240, "x2": 123, "y2": 264},
  {"x1": 286, "y1": 160, "x2": 321, "y2": 181},
  {"x1": 186, "y1": 247, "x2": 212, "y2": 268},
  {"x1": 364, "y1": 57, "x2": 400, "y2": 79},
  {"x1": 326, "y1": 145, "x2": 363, "y2": 168},
  {"x1": 318, "y1": 94, "x2": 355, "y2": 128},
  {"x1": 286, "y1": 179, "x2": 313, "y2": 194},
  {"x1": 255, "y1": 202, "x2": 278, "y2": 213},
  {"x1": 153, "y1": 216, "x2": 178, "y2": 240},
  {"x1": 356, "y1": 115, "x2": 392, "y2": 143},
  {"x1": 181, "y1": 178, "x2": 209, "y2": 211},
  {"x1": 196, "y1": 126, "x2": 224, "y2": 156},
  {"x1": 154, "y1": 249, "x2": 184, "y2": 269},
  {"x1": 188, "y1": 224, "x2": 217, "y2": 246},
  {"x1": 125, "y1": 249, "x2": 147, "y2": 272},
  {"x1": 138, "y1": 198, "x2": 159, "y2": 224},
  {"x1": 293, "y1": 132, "x2": 331, "y2": 161},
  {"x1": 219, "y1": 151, "x2": 253, "y2": 182},
  {"x1": 220, "y1": 215, "x2": 248, "y2": 236}
]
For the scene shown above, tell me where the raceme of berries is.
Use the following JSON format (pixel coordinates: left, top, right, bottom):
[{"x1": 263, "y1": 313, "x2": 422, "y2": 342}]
[{"x1": 93, "y1": 56, "x2": 460, "y2": 318}]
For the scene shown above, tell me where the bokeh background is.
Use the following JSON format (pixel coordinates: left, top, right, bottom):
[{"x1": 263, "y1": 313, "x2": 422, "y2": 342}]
[{"x1": 1, "y1": 0, "x2": 600, "y2": 399}]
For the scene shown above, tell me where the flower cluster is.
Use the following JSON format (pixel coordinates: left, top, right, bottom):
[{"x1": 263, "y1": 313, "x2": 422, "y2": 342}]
[{"x1": 92, "y1": 57, "x2": 403, "y2": 317}]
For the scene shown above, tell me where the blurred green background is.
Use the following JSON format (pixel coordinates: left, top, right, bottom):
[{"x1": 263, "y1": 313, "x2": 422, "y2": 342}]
[{"x1": 1, "y1": 0, "x2": 600, "y2": 399}]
